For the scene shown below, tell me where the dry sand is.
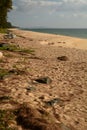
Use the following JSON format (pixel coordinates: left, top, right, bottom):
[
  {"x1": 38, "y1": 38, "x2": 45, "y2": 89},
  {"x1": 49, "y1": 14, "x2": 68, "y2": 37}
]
[
  {"x1": 0, "y1": 29, "x2": 87, "y2": 130},
  {"x1": 9, "y1": 28, "x2": 87, "y2": 50}
]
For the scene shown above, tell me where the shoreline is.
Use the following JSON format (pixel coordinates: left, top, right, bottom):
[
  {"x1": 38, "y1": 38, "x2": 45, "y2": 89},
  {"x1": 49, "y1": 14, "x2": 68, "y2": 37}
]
[
  {"x1": 21, "y1": 28, "x2": 87, "y2": 40},
  {"x1": 9, "y1": 28, "x2": 87, "y2": 50}
]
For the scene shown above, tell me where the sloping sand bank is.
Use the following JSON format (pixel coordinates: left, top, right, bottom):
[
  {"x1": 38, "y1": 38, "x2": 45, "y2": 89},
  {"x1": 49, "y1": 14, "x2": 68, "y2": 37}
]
[{"x1": 0, "y1": 29, "x2": 87, "y2": 130}]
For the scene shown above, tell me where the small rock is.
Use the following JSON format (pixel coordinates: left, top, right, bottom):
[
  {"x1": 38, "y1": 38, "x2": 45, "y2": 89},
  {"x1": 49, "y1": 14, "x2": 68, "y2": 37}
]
[
  {"x1": 39, "y1": 95, "x2": 49, "y2": 100},
  {"x1": 9, "y1": 69, "x2": 17, "y2": 74},
  {"x1": 39, "y1": 95, "x2": 45, "y2": 100},
  {"x1": 26, "y1": 86, "x2": 36, "y2": 92},
  {"x1": 0, "y1": 52, "x2": 3, "y2": 59},
  {"x1": 35, "y1": 76, "x2": 52, "y2": 84},
  {"x1": 45, "y1": 98, "x2": 62, "y2": 106},
  {"x1": 4, "y1": 32, "x2": 16, "y2": 39},
  {"x1": 57, "y1": 56, "x2": 68, "y2": 61}
]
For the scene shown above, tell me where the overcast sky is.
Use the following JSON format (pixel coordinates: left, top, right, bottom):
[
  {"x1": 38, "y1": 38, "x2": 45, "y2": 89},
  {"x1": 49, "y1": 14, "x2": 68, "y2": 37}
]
[{"x1": 8, "y1": 0, "x2": 87, "y2": 28}]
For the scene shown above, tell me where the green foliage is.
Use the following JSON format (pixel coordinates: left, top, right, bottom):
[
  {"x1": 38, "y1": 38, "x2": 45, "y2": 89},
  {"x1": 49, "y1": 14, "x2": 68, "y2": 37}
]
[
  {"x1": 0, "y1": 109, "x2": 16, "y2": 130},
  {"x1": 0, "y1": 67, "x2": 25, "y2": 80},
  {"x1": 0, "y1": 44, "x2": 18, "y2": 51},
  {"x1": 0, "y1": 0, "x2": 12, "y2": 10},
  {"x1": 18, "y1": 48, "x2": 34, "y2": 54},
  {"x1": 0, "y1": 63, "x2": 29, "y2": 79},
  {"x1": 0, "y1": 44, "x2": 34, "y2": 54},
  {"x1": 0, "y1": 28, "x2": 7, "y2": 33},
  {"x1": 0, "y1": 0, "x2": 12, "y2": 28},
  {"x1": 0, "y1": 68, "x2": 9, "y2": 80}
]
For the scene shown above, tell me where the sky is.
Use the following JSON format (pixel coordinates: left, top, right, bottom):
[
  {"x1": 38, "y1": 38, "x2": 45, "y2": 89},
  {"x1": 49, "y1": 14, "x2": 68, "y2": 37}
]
[{"x1": 8, "y1": 0, "x2": 87, "y2": 28}]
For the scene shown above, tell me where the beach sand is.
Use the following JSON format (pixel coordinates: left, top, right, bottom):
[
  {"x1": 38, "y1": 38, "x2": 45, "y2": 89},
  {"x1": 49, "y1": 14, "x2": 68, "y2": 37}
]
[
  {"x1": 9, "y1": 28, "x2": 87, "y2": 50},
  {"x1": 0, "y1": 29, "x2": 87, "y2": 130}
]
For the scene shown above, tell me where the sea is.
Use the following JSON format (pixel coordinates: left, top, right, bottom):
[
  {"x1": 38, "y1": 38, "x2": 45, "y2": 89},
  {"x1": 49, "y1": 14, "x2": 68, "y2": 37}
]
[{"x1": 22, "y1": 28, "x2": 87, "y2": 39}]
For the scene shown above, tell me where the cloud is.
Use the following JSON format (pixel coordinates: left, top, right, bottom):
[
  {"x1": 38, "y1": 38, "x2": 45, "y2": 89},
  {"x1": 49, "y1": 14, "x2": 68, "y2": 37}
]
[
  {"x1": 37, "y1": 1, "x2": 62, "y2": 7},
  {"x1": 13, "y1": 0, "x2": 62, "y2": 12},
  {"x1": 8, "y1": 0, "x2": 87, "y2": 28},
  {"x1": 13, "y1": 0, "x2": 87, "y2": 13},
  {"x1": 73, "y1": 12, "x2": 87, "y2": 18},
  {"x1": 63, "y1": 0, "x2": 87, "y2": 4},
  {"x1": 56, "y1": 0, "x2": 87, "y2": 12}
]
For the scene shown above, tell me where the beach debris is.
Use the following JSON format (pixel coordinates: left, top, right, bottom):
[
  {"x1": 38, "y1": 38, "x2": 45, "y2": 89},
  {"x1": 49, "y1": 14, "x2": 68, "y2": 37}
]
[
  {"x1": 8, "y1": 69, "x2": 26, "y2": 75},
  {"x1": 4, "y1": 31, "x2": 16, "y2": 39},
  {"x1": 0, "y1": 42, "x2": 9, "y2": 47},
  {"x1": 57, "y1": 56, "x2": 68, "y2": 61},
  {"x1": 26, "y1": 86, "x2": 36, "y2": 92},
  {"x1": 45, "y1": 98, "x2": 62, "y2": 106},
  {"x1": 35, "y1": 76, "x2": 52, "y2": 84},
  {"x1": 0, "y1": 96, "x2": 11, "y2": 103},
  {"x1": 39, "y1": 95, "x2": 45, "y2": 100},
  {"x1": 0, "y1": 51, "x2": 3, "y2": 59},
  {"x1": 48, "y1": 42, "x2": 54, "y2": 45},
  {"x1": 57, "y1": 41, "x2": 66, "y2": 44},
  {"x1": 16, "y1": 104, "x2": 71, "y2": 130}
]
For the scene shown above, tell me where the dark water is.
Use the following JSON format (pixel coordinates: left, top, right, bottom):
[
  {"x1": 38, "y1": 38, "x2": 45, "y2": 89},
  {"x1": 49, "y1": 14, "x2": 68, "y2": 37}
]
[{"x1": 22, "y1": 28, "x2": 87, "y2": 39}]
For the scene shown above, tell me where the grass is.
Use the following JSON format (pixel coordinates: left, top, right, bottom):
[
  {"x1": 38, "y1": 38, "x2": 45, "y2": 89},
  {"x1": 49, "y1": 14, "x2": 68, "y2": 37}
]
[
  {"x1": 9, "y1": 68, "x2": 26, "y2": 75},
  {"x1": 0, "y1": 44, "x2": 18, "y2": 51},
  {"x1": 4, "y1": 53, "x2": 15, "y2": 58},
  {"x1": 0, "y1": 28, "x2": 7, "y2": 33},
  {"x1": 0, "y1": 44, "x2": 34, "y2": 55},
  {"x1": 0, "y1": 67, "x2": 27, "y2": 80},
  {"x1": 18, "y1": 48, "x2": 34, "y2": 54},
  {"x1": 0, "y1": 110, "x2": 16, "y2": 130},
  {"x1": 0, "y1": 68, "x2": 9, "y2": 80}
]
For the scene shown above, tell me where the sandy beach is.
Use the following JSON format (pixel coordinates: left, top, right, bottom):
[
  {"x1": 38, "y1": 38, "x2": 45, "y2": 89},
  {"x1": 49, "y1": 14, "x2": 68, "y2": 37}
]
[
  {"x1": 9, "y1": 28, "x2": 87, "y2": 50},
  {"x1": 0, "y1": 29, "x2": 87, "y2": 130}
]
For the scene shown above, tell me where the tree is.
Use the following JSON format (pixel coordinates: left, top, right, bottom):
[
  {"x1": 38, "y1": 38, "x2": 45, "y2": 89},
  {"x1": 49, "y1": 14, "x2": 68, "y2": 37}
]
[{"x1": 0, "y1": 0, "x2": 12, "y2": 28}]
